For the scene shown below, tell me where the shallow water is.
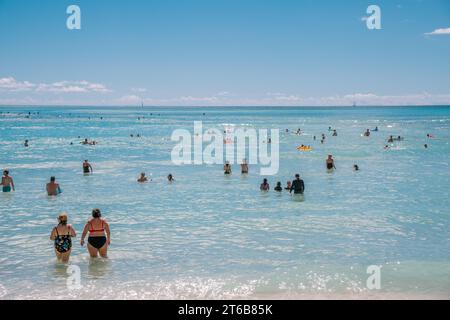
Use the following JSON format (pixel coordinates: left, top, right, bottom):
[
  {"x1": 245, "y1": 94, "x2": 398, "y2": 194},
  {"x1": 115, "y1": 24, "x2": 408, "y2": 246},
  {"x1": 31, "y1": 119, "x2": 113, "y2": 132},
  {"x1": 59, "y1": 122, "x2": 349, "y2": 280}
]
[{"x1": 0, "y1": 106, "x2": 449, "y2": 299}]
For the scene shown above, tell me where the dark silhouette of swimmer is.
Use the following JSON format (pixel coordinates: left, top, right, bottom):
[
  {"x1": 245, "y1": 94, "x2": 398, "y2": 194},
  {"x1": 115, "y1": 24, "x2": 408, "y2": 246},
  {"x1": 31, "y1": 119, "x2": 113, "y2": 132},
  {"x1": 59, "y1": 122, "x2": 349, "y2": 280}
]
[
  {"x1": 289, "y1": 174, "x2": 305, "y2": 195},
  {"x1": 274, "y1": 182, "x2": 282, "y2": 192}
]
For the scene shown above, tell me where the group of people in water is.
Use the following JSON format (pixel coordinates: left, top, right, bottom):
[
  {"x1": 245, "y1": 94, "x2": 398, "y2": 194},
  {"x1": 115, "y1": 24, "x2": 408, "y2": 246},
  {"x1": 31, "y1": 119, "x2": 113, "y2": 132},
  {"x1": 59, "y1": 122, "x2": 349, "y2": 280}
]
[
  {"x1": 50, "y1": 208, "x2": 111, "y2": 262},
  {"x1": 2, "y1": 122, "x2": 438, "y2": 265}
]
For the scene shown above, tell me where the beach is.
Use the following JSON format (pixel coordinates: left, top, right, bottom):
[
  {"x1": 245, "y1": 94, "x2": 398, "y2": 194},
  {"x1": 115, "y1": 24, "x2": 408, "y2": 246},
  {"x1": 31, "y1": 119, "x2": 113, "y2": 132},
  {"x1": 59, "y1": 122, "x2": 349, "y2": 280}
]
[{"x1": 0, "y1": 106, "x2": 449, "y2": 300}]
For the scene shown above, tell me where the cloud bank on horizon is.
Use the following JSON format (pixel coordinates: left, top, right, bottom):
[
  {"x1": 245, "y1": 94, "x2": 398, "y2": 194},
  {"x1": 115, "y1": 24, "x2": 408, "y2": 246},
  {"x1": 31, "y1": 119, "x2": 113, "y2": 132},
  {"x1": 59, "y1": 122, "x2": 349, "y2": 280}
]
[{"x1": 0, "y1": 0, "x2": 449, "y2": 107}]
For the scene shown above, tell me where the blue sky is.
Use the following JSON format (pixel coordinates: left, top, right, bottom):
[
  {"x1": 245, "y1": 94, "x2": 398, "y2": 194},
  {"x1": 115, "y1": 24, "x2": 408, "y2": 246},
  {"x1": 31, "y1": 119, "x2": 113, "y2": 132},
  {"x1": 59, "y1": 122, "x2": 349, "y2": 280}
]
[{"x1": 0, "y1": 0, "x2": 449, "y2": 106}]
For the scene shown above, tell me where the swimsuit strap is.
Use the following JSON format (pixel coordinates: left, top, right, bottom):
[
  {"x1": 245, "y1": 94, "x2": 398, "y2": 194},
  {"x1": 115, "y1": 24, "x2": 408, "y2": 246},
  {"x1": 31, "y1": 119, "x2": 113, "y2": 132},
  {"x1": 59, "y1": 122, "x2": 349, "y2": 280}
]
[{"x1": 54, "y1": 227, "x2": 59, "y2": 236}]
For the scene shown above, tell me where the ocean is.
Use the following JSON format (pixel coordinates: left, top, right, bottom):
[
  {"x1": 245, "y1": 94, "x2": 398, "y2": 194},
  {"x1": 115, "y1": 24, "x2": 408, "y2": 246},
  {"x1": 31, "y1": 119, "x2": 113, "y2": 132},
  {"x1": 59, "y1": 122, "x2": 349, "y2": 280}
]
[{"x1": 0, "y1": 106, "x2": 449, "y2": 299}]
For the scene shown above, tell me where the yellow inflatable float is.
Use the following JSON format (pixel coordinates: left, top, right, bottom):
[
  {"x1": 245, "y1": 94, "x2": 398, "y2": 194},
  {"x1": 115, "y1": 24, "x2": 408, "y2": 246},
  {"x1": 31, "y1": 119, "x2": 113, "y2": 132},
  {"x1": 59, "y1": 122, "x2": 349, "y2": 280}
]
[{"x1": 297, "y1": 146, "x2": 312, "y2": 151}]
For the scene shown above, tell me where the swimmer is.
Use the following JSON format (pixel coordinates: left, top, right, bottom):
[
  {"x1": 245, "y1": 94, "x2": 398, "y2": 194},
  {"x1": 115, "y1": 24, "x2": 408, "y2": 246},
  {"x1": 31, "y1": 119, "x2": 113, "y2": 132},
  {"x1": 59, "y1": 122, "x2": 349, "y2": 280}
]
[
  {"x1": 332, "y1": 130, "x2": 338, "y2": 137},
  {"x1": 81, "y1": 138, "x2": 89, "y2": 145},
  {"x1": 46, "y1": 176, "x2": 61, "y2": 196},
  {"x1": 80, "y1": 209, "x2": 111, "y2": 258},
  {"x1": 289, "y1": 174, "x2": 305, "y2": 195},
  {"x1": 313, "y1": 136, "x2": 316, "y2": 141},
  {"x1": 224, "y1": 162, "x2": 232, "y2": 175},
  {"x1": 363, "y1": 129, "x2": 370, "y2": 137},
  {"x1": 268, "y1": 138, "x2": 272, "y2": 144},
  {"x1": 424, "y1": 144, "x2": 428, "y2": 149},
  {"x1": 274, "y1": 182, "x2": 283, "y2": 192},
  {"x1": 1, "y1": 170, "x2": 15, "y2": 192},
  {"x1": 167, "y1": 174, "x2": 175, "y2": 182},
  {"x1": 372, "y1": 126, "x2": 379, "y2": 132},
  {"x1": 387, "y1": 135, "x2": 394, "y2": 143},
  {"x1": 326, "y1": 155, "x2": 336, "y2": 170},
  {"x1": 285, "y1": 181, "x2": 292, "y2": 190},
  {"x1": 137, "y1": 172, "x2": 148, "y2": 183},
  {"x1": 384, "y1": 145, "x2": 390, "y2": 150},
  {"x1": 240, "y1": 159, "x2": 249, "y2": 174},
  {"x1": 328, "y1": 126, "x2": 332, "y2": 131},
  {"x1": 353, "y1": 164, "x2": 359, "y2": 171},
  {"x1": 50, "y1": 212, "x2": 76, "y2": 262},
  {"x1": 82, "y1": 160, "x2": 93, "y2": 174},
  {"x1": 24, "y1": 139, "x2": 29, "y2": 147},
  {"x1": 260, "y1": 179, "x2": 270, "y2": 191}
]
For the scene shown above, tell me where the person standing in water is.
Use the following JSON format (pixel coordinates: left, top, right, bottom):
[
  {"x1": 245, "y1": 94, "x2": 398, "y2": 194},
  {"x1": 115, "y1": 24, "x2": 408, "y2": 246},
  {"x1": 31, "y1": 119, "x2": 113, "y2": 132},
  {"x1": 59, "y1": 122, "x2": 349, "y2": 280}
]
[
  {"x1": 274, "y1": 182, "x2": 283, "y2": 192},
  {"x1": 137, "y1": 173, "x2": 148, "y2": 183},
  {"x1": 363, "y1": 129, "x2": 370, "y2": 137},
  {"x1": 289, "y1": 174, "x2": 305, "y2": 194},
  {"x1": 82, "y1": 160, "x2": 93, "y2": 174},
  {"x1": 326, "y1": 155, "x2": 336, "y2": 171},
  {"x1": 46, "y1": 176, "x2": 61, "y2": 196},
  {"x1": 240, "y1": 159, "x2": 249, "y2": 174},
  {"x1": 260, "y1": 179, "x2": 270, "y2": 191},
  {"x1": 224, "y1": 162, "x2": 232, "y2": 175},
  {"x1": 167, "y1": 174, "x2": 175, "y2": 182},
  {"x1": 1, "y1": 170, "x2": 15, "y2": 192},
  {"x1": 50, "y1": 212, "x2": 76, "y2": 262},
  {"x1": 80, "y1": 208, "x2": 111, "y2": 258},
  {"x1": 24, "y1": 140, "x2": 29, "y2": 147},
  {"x1": 285, "y1": 181, "x2": 292, "y2": 190}
]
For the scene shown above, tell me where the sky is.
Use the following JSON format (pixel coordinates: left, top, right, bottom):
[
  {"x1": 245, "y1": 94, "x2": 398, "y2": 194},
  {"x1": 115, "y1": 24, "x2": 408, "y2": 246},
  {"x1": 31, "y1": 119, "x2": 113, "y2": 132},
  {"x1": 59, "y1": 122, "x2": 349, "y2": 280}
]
[{"x1": 0, "y1": 0, "x2": 449, "y2": 106}]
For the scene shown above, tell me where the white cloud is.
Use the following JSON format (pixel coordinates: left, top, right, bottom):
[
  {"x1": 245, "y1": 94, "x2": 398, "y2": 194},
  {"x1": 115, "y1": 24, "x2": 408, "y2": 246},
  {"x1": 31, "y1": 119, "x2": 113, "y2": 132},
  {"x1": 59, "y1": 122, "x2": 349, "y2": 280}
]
[
  {"x1": 118, "y1": 95, "x2": 142, "y2": 104},
  {"x1": 0, "y1": 77, "x2": 111, "y2": 93},
  {"x1": 0, "y1": 77, "x2": 35, "y2": 91},
  {"x1": 36, "y1": 80, "x2": 111, "y2": 93},
  {"x1": 425, "y1": 27, "x2": 450, "y2": 35},
  {"x1": 131, "y1": 87, "x2": 147, "y2": 93}
]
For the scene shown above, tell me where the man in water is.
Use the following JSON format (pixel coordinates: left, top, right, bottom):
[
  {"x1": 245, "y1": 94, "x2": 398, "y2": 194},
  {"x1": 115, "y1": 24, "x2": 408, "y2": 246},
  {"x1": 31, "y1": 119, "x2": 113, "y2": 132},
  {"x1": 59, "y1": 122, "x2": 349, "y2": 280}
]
[
  {"x1": 167, "y1": 174, "x2": 175, "y2": 182},
  {"x1": 240, "y1": 159, "x2": 249, "y2": 174},
  {"x1": 83, "y1": 160, "x2": 93, "y2": 174},
  {"x1": 260, "y1": 179, "x2": 270, "y2": 191},
  {"x1": 289, "y1": 174, "x2": 305, "y2": 195},
  {"x1": 274, "y1": 182, "x2": 283, "y2": 192},
  {"x1": 24, "y1": 140, "x2": 29, "y2": 147},
  {"x1": 46, "y1": 176, "x2": 61, "y2": 196},
  {"x1": 326, "y1": 155, "x2": 336, "y2": 170},
  {"x1": 353, "y1": 164, "x2": 360, "y2": 171},
  {"x1": 332, "y1": 130, "x2": 338, "y2": 136},
  {"x1": 1, "y1": 170, "x2": 15, "y2": 192},
  {"x1": 137, "y1": 173, "x2": 148, "y2": 183},
  {"x1": 387, "y1": 135, "x2": 394, "y2": 143},
  {"x1": 224, "y1": 162, "x2": 232, "y2": 175},
  {"x1": 363, "y1": 129, "x2": 370, "y2": 137}
]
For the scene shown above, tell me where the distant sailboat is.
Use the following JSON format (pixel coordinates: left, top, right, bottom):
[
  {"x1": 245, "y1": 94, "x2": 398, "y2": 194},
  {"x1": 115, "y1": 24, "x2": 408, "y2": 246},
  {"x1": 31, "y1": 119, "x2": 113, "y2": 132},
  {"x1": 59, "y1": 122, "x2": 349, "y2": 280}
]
[
  {"x1": 141, "y1": 100, "x2": 144, "y2": 108},
  {"x1": 353, "y1": 101, "x2": 357, "y2": 107}
]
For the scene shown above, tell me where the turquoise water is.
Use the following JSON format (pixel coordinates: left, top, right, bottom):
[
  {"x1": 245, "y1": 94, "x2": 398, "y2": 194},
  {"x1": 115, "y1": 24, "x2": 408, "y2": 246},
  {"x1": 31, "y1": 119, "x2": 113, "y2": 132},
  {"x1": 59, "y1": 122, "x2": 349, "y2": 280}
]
[{"x1": 0, "y1": 106, "x2": 449, "y2": 299}]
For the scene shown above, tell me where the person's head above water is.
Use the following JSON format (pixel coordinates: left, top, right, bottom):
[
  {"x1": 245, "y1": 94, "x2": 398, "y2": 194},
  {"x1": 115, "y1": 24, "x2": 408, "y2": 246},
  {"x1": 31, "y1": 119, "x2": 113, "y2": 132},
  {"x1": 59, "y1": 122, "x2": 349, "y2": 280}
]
[
  {"x1": 3, "y1": 170, "x2": 8, "y2": 176},
  {"x1": 58, "y1": 212, "x2": 68, "y2": 225},
  {"x1": 295, "y1": 174, "x2": 300, "y2": 179},
  {"x1": 276, "y1": 182, "x2": 281, "y2": 186},
  {"x1": 140, "y1": 172, "x2": 146, "y2": 177},
  {"x1": 328, "y1": 155, "x2": 333, "y2": 159},
  {"x1": 50, "y1": 176, "x2": 56, "y2": 182},
  {"x1": 353, "y1": 165, "x2": 359, "y2": 171},
  {"x1": 263, "y1": 178, "x2": 268, "y2": 184},
  {"x1": 92, "y1": 208, "x2": 101, "y2": 218}
]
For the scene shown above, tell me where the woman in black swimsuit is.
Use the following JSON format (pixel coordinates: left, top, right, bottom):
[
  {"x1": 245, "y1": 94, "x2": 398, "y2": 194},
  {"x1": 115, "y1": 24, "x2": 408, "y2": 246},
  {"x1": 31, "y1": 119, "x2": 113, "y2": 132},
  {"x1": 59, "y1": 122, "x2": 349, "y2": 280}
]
[
  {"x1": 326, "y1": 155, "x2": 336, "y2": 171},
  {"x1": 50, "y1": 212, "x2": 76, "y2": 262},
  {"x1": 80, "y1": 209, "x2": 111, "y2": 258}
]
